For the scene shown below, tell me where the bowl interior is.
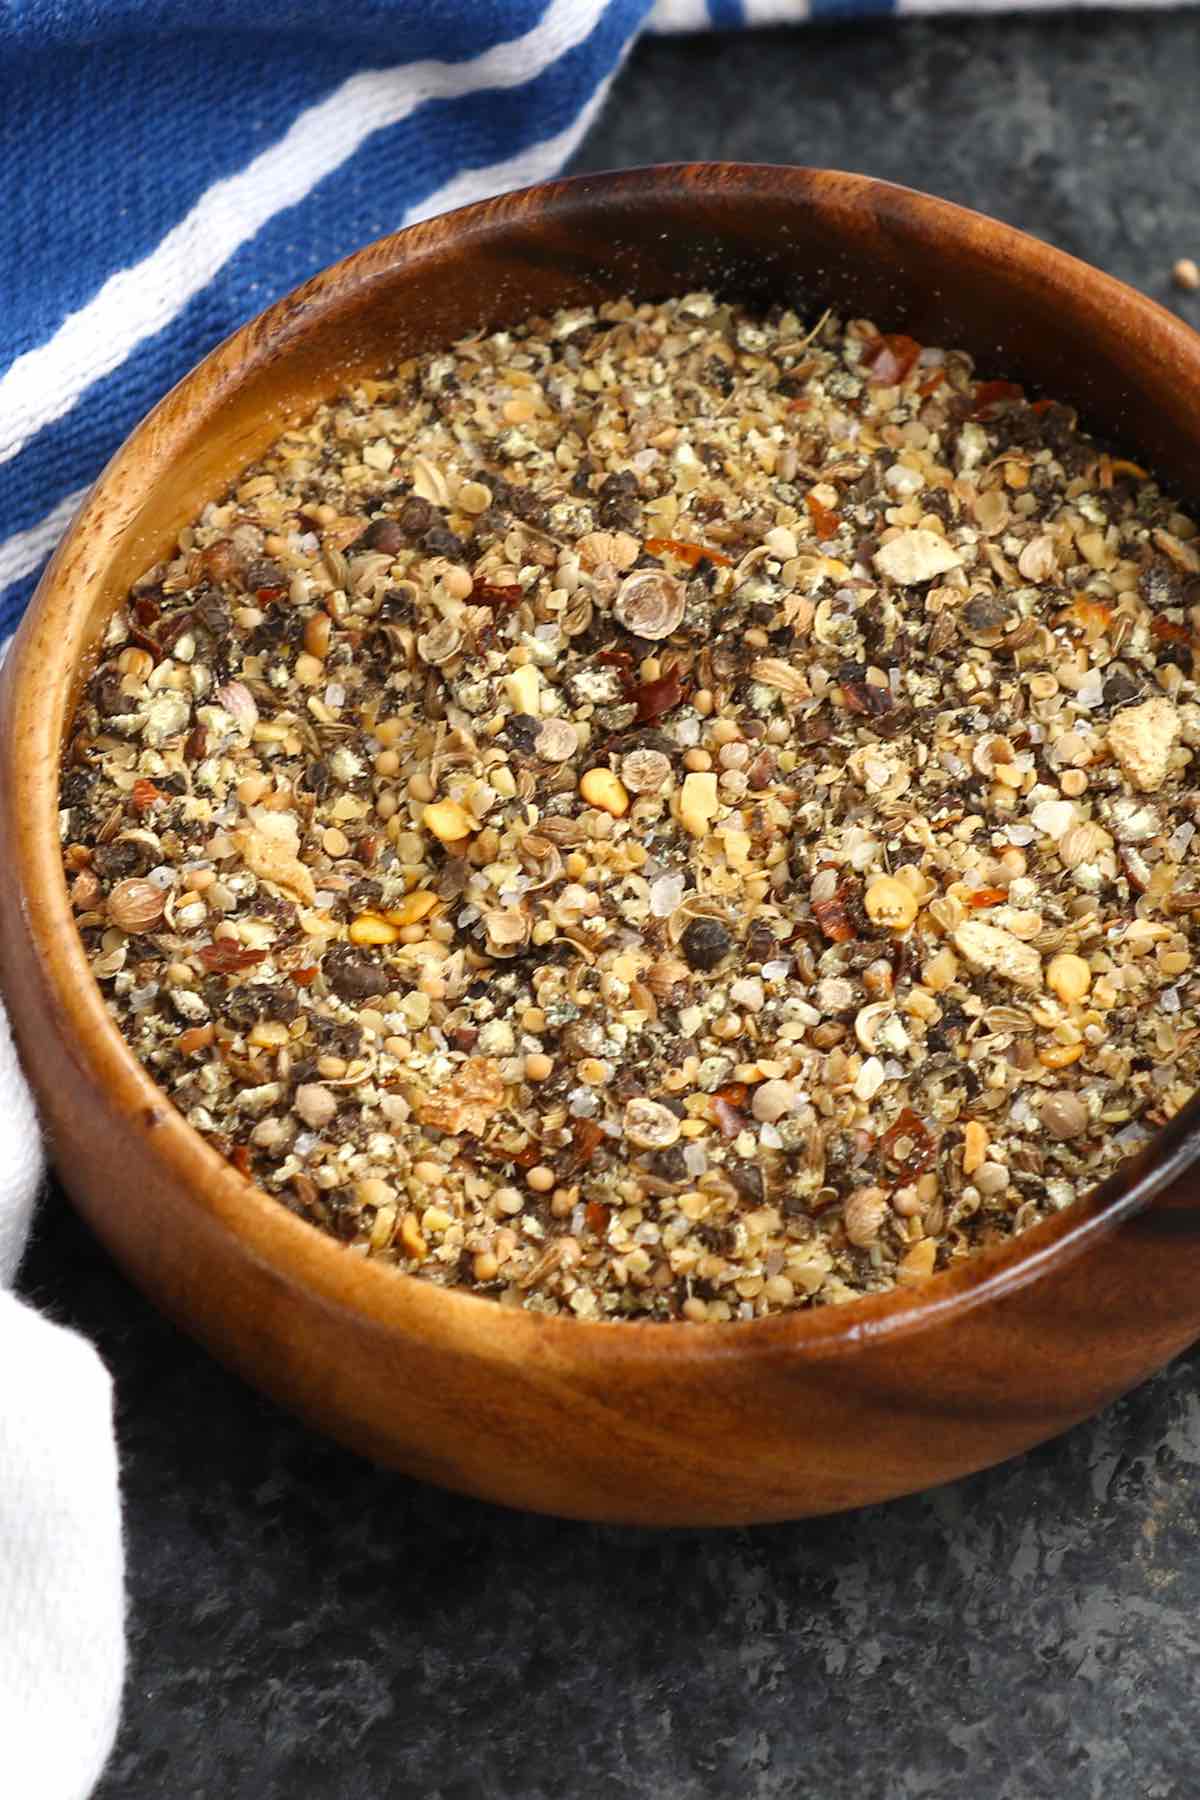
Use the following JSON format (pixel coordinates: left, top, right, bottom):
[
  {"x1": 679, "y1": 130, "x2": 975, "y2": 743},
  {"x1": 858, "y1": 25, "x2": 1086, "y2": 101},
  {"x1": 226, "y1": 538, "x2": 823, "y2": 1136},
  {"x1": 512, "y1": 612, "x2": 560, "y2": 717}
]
[{"x1": 25, "y1": 163, "x2": 1200, "y2": 1351}]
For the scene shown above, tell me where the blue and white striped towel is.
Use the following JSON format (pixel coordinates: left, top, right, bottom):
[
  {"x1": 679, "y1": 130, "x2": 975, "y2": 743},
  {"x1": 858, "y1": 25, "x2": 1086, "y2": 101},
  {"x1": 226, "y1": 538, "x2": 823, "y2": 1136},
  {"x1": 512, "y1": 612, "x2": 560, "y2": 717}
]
[
  {"x1": 1, "y1": 0, "x2": 1185, "y2": 641},
  {"x1": 0, "y1": 4, "x2": 1181, "y2": 1795}
]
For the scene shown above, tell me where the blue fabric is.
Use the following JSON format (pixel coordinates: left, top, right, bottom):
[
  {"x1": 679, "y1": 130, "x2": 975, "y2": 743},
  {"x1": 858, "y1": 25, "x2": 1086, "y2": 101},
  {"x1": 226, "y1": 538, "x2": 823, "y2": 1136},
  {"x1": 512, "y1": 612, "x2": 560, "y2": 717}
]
[
  {"x1": 0, "y1": 0, "x2": 1130, "y2": 638},
  {"x1": 1, "y1": 0, "x2": 675, "y2": 634},
  {"x1": 1, "y1": 0, "x2": 650, "y2": 555}
]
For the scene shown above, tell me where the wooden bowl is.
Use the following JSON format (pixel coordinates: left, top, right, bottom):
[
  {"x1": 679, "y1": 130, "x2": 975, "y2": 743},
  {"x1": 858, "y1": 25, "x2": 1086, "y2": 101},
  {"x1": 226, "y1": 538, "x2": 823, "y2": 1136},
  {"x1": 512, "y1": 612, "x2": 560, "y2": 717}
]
[{"x1": 6, "y1": 164, "x2": 1200, "y2": 1526}]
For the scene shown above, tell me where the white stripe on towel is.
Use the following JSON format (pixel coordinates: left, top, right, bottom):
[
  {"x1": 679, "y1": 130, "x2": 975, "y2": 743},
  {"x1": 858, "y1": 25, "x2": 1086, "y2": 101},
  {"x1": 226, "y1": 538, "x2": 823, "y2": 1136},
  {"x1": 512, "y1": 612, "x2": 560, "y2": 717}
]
[
  {"x1": 0, "y1": 488, "x2": 88, "y2": 595},
  {"x1": 0, "y1": 0, "x2": 610, "y2": 472}
]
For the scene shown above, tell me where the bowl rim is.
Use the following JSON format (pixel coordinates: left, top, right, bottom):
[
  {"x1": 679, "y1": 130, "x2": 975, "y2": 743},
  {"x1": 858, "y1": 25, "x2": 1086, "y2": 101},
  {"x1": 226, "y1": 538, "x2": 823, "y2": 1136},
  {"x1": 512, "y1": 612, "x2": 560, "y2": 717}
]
[{"x1": 15, "y1": 159, "x2": 1200, "y2": 1367}]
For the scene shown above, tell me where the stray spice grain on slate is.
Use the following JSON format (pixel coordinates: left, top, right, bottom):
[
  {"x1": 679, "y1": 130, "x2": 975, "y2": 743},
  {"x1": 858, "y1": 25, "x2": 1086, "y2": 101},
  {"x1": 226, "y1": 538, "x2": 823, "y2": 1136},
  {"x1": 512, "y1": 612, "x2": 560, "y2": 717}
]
[{"x1": 60, "y1": 295, "x2": 1200, "y2": 1320}]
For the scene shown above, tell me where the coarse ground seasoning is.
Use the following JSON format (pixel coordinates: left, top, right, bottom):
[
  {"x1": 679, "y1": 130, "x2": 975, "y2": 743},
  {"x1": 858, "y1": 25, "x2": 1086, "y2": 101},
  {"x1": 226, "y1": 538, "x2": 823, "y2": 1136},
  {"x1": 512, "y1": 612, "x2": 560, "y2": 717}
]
[{"x1": 60, "y1": 295, "x2": 1200, "y2": 1320}]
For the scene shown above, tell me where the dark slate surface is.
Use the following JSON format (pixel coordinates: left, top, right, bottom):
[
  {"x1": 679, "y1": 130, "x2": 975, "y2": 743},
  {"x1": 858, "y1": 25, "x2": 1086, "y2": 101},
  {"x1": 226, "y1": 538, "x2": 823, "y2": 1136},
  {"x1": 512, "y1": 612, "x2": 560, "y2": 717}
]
[{"x1": 20, "y1": 16, "x2": 1200, "y2": 1798}]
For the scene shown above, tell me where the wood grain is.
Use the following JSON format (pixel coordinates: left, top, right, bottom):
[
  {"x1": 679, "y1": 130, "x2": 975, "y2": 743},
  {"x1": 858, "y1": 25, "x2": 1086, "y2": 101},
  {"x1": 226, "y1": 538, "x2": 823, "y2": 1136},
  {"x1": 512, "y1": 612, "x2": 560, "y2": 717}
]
[{"x1": 5, "y1": 165, "x2": 1200, "y2": 1524}]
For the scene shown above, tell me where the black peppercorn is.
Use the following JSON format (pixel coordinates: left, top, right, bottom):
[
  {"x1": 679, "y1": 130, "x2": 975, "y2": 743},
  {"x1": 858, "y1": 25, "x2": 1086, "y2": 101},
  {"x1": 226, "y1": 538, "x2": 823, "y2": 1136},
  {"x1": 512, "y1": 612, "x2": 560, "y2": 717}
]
[
  {"x1": 504, "y1": 713, "x2": 542, "y2": 752},
  {"x1": 90, "y1": 668, "x2": 131, "y2": 717},
  {"x1": 1102, "y1": 665, "x2": 1141, "y2": 710},
  {"x1": 397, "y1": 496, "x2": 438, "y2": 537},
  {"x1": 347, "y1": 878, "x2": 383, "y2": 911},
  {"x1": 680, "y1": 916, "x2": 733, "y2": 971},
  {"x1": 93, "y1": 840, "x2": 152, "y2": 881},
  {"x1": 323, "y1": 944, "x2": 389, "y2": 1002},
  {"x1": 362, "y1": 517, "x2": 406, "y2": 555},
  {"x1": 422, "y1": 524, "x2": 465, "y2": 559},
  {"x1": 193, "y1": 589, "x2": 230, "y2": 636},
  {"x1": 961, "y1": 593, "x2": 1012, "y2": 634}
]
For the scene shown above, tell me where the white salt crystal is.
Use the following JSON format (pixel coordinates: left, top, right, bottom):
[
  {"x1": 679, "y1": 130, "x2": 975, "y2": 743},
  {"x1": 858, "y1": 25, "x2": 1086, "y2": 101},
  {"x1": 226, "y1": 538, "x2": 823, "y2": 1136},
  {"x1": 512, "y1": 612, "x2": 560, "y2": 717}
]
[{"x1": 650, "y1": 874, "x2": 685, "y2": 917}]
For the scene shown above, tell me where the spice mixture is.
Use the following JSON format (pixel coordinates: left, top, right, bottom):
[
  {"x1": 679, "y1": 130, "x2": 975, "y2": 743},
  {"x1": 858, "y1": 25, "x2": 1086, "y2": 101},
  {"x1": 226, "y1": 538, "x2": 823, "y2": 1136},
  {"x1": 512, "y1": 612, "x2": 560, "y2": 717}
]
[{"x1": 61, "y1": 295, "x2": 1200, "y2": 1320}]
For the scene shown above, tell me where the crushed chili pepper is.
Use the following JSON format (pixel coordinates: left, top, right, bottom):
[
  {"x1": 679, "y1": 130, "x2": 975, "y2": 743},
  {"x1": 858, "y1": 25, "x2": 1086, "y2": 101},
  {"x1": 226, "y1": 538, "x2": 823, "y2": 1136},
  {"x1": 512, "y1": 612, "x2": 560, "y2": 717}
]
[
  {"x1": 128, "y1": 623, "x2": 164, "y2": 662},
  {"x1": 714, "y1": 1082, "x2": 750, "y2": 1109},
  {"x1": 877, "y1": 1108, "x2": 937, "y2": 1181},
  {"x1": 862, "y1": 333, "x2": 921, "y2": 387},
  {"x1": 634, "y1": 668, "x2": 688, "y2": 722},
  {"x1": 840, "y1": 679, "x2": 894, "y2": 718},
  {"x1": 643, "y1": 536, "x2": 731, "y2": 568},
  {"x1": 806, "y1": 493, "x2": 841, "y2": 538},
  {"x1": 184, "y1": 723, "x2": 208, "y2": 763},
  {"x1": 812, "y1": 889, "x2": 857, "y2": 943},
  {"x1": 473, "y1": 582, "x2": 524, "y2": 608},
  {"x1": 131, "y1": 778, "x2": 166, "y2": 813},
  {"x1": 708, "y1": 1096, "x2": 746, "y2": 1139},
  {"x1": 1061, "y1": 597, "x2": 1113, "y2": 636},
  {"x1": 585, "y1": 1200, "x2": 612, "y2": 1236},
  {"x1": 197, "y1": 942, "x2": 268, "y2": 974},
  {"x1": 1120, "y1": 848, "x2": 1150, "y2": 894},
  {"x1": 1152, "y1": 615, "x2": 1195, "y2": 646},
  {"x1": 591, "y1": 647, "x2": 639, "y2": 707},
  {"x1": 506, "y1": 1143, "x2": 543, "y2": 1170},
  {"x1": 560, "y1": 1118, "x2": 605, "y2": 1179},
  {"x1": 971, "y1": 379, "x2": 1025, "y2": 418}
]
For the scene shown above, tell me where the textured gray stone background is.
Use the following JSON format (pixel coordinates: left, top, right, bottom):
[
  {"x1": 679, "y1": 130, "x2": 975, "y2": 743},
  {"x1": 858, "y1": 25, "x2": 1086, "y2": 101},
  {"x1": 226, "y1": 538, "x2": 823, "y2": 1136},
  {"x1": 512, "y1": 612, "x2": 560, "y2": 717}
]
[{"x1": 21, "y1": 16, "x2": 1200, "y2": 1798}]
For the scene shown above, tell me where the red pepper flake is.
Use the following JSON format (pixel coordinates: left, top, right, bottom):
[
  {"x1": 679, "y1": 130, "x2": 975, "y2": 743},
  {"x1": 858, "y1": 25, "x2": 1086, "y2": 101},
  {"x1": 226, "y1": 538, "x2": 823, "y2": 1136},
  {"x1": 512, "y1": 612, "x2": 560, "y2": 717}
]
[
  {"x1": 584, "y1": 1200, "x2": 611, "y2": 1237},
  {"x1": 643, "y1": 536, "x2": 731, "y2": 569},
  {"x1": 183, "y1": 723, "x2": 208, "y2": 764},
  {"x1": 131, "y1": 778, "x2": 166, "y2": 814},
  {"x1": 255, "y1": 585, "x2": 286, "y2": 603},
  {"x1": 1120, "y1": 848, "x2": 1150, "y2": 894},
  {"x1": 714, "y1": 1082, "x2": 751, "y2": 1110},
  {"x1": 916, "y1": 368, "x2": 946, "y2": 398},
  {"x1": 709, "y1": 1096, "x2": 746, "y2": 1139},
  {"x1": 634, "y1": 667, "x2": 688, "y2": 723},
  {"x1": 291, "y1": 966, "x2": 319, "y2": 987},
  {"x1": 127, "y1": 623, "x2": 164, "y2": 662},
  {"x1": 158, "y1": 610, "x2": 197, "y2": 654},
  {"x1": 473, "y1": 582, "x2": 524, "y2": 608},
  {"x1": 840, "y1": 679, "x2": 894, "y2": 718},
  {"x1": 786, "y1": 396, "x2": 810, "y2": 413},
  {"x1": 812, "y1": 889, "x2": 857, "y2": 943},
  {"x1": 1152, "y1": 615, "x2": 1195, "y2": 647},
  {"x1": 1062, "y1": 597, "x2": 1114, "y2": 638},
  {"x1": 967, "y1": 887, "x2": 1008, "y2": 908},
  {"x1": 806, "y1": 493, "x2": 841, "y2": 538},
  {"x1": 877, "y1": 1107, "x2": 937, "y2": 1181},
  {"x1": 862, "y1": 333, "x2": 922, "y2": 388},
  {"x1": 230, "y1": 1145, "x2": 253, "y2": 1178},
  {"x1": 971, "y1": 379, "x2": 1025, "y2": 419},
  {"x1": 1029, "y1": 398, "x2": 1056, "y2": 415},
  {"x1": 199, "y1": 539, "x2": 242, "y2": 583},
  {"x1": 594, "y1": 646, "x2": 638, "y2": 698},
  {"x1": 198, "y1": 941, "x2": 269, "y2": 974},
  {"x1": 561, "y1": 1118, "x2": 605, "y2": 1179}
]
